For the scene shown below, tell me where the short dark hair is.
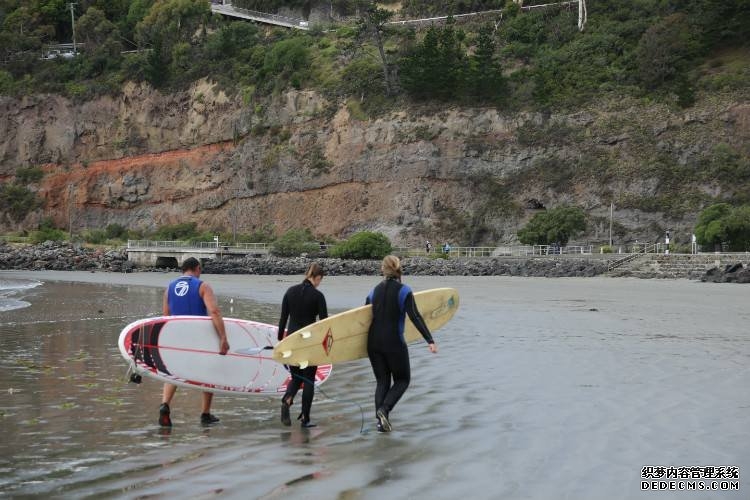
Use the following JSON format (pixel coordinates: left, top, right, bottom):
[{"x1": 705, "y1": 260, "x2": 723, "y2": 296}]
[{"x1": 181, "y1": 257, "x2": 201, "y2": 272}]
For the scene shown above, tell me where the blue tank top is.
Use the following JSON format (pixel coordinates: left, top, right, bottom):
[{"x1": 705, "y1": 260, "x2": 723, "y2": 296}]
[{"x1": 167, "y1": 276, "x2": 207, "y2": 316}]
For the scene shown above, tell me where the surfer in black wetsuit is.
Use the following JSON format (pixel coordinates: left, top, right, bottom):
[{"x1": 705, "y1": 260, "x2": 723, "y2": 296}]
[
  {"x1": 366, "y1": 255, "x2": 437, "y2": 432},
  {"x1": 278, "y1": 263, "x2": 328, "y2": 428}
]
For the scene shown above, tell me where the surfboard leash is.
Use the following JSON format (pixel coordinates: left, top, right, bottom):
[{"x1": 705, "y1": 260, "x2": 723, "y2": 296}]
[
  {"x1": 124, "y1": 362, "x2": 142, "y2": 384},
  {"x1": 289, "y1": 370, "x2": 367, "y2": 434}
]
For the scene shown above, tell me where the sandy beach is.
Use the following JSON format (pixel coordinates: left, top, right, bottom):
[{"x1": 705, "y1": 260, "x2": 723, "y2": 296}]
[{"x1": 0, "y1": 270, "x2": 747, "y2": 499}]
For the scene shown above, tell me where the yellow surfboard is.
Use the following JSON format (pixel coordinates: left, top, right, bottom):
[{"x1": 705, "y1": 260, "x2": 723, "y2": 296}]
[{"x1": 272, "y1": 287, "x2": 459, "y2": 367}]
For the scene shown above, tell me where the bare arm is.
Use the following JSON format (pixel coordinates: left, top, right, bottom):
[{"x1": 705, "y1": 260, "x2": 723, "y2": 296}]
[
  {"x1": 162, "y1": 289, "x2": 170, "y2": 315},
  {"x1": 200, "y1": 282, "x2": 229, "y2": 355}
]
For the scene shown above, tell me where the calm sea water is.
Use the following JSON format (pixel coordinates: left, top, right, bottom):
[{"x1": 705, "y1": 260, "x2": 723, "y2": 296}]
[{"x1": 0, "y1": 272, "x2": 748, "y2": 499}]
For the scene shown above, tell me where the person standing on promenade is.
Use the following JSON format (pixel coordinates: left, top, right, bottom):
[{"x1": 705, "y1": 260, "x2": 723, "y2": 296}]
[
  {"x1": 365, "y1": 255, "x2": 438, "y2": 432},
  {"x1": 159, "y1": 257, "x2": 229, "y2": 427},
  {"x1": 278, "y1": 263, "x2": 328, "y2": 428}
]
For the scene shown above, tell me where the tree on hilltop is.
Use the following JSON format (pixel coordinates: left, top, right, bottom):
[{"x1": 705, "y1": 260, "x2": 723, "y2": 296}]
[{"x1": 356, "y1": 2, "x2": 396, "y2": 95}]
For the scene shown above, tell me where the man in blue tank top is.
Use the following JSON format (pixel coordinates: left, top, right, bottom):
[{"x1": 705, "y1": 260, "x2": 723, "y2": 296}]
[{"x1": 159, "y1": 257, "x2": 229, "y2": 427}]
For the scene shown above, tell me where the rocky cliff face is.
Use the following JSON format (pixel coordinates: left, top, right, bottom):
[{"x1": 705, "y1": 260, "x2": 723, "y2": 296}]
[
  {"x1": 1, "y1": 80, "x2": 748, "y2": 246},
  {"x1": 0, "y1": 79, "x2": 243, "y2": 167}
]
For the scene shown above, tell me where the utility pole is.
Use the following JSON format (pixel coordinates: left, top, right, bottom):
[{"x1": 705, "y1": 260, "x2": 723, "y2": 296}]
[
  {"x1": 69, "y1": 3, "x2": 77, "y2": 54},
  {"x1": 231, "y1": 189, "x2": 239, "y2": 244},
  {"x1": 231, "y1": 187, "x2": 246, "y2": 243},
  {"x1": 578, "y1": 0, "x2": 587, "y2": 31},
  {"x1": 68, "y1": 184, "x2": 74, "y2": 239}
]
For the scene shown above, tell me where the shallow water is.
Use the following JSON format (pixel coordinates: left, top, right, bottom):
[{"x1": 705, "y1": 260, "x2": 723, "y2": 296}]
[
  {"x1": 0, "y1": 271, "x2": 748, "y2": 499},
  {"x1": 0, "y1": 277, "x2": 42, "y2": 312}
]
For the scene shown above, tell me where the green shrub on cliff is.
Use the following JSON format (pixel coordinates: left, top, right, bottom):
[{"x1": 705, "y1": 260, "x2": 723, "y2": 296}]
[
  {"x1": 14, "y1": 167, "x2": 44, "y2": 184},
  {"x1": 30, "y1": 226, "x2": 66, "y2": 243},
  {"x1": 260, "y1": 36, "x2": 312, "y2": 92},
  {"x1": 80, "y1": 223, "x2": 129, "y2": 245},
  {"x1": 517, "y1": 206, "x2": 586, "y2": 246},
  {"x1": 0, "y1": 183, "x2": 41, "y2": 225},
  {"x1": 0, "y1": 70, "x2": 14, "y2": 95},
  {"x1": 271, "y1": 228, "x2": 319, "y2": 256},
  {"x1": 105, "y1": 223, "x2": 128, "y2": 240},
  {"x1": 82, "y1": 229, "x2": 108, "y2": 244},
  {"x1": 329, "y1": 231, "x2": 392, "y2": 259},
  {"x1": 694, "y1": 203, "x2": 750, "y2": 252},
  {"x1": 152, "y1": 222, "x2": 200, "y2": 240}
]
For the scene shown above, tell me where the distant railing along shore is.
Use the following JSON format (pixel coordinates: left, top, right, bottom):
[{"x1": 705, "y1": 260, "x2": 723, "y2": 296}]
[
  {"x1": 126, "y1": 240, "x2": 270, "y2": 251},
  {"x1": 126, "y1": 240, "x2": 594, "y2": 257},
  {"x1": 393, "y1": 245, "x2": 593, "y2": 257},
  {"x1": 2, "y1": 238, "x2": 747, "y2": 259}
]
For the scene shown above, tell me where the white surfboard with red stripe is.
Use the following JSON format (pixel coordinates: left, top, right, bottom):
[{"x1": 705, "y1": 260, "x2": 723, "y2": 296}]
[{"x1": 118, "y1": 316, "x2": 332, "y2": 395}]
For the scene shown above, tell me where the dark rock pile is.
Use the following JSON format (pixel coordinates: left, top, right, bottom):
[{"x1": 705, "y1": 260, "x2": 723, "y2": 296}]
[
  {"x1": 0, "y1": 242, "x2": 609, "y2": 277},
  {"x1": 204, "y1": 256, "x2": 380, "y2": 275},
  {"x1": 0, "y1": 241, "x2": 130, "y2": 271},
  {"x1": 203, "y1": 256, "x2": 608, "y2": 277},
  {"x1": 701, "y1": 262, "x2": 750, "y2": 283}
]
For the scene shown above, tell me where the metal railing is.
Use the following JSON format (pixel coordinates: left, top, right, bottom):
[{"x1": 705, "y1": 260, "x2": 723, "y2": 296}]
[
  {"x1": 607, "y1": 243, "x2": 658, "y2": 271},
  {"x1": 41, "y1": 43, "x2": 84, "y2": 60},
  {"x1": 394, "y1": 245, "x2": 593, "y2": 258},
  {"x1": 213, "y1": 0, "x2": 580, "y2": 30},
  {"x1": 127, "y1": 240, "x2": 270, "y2": 251},
  {"x1": 387, "y1": 9, "x2": 504, "y2": 25},
  {"x1": 211, "y1": 3, "x2": 309, "y2": 30},
  {"x1": 494, "y1": 245, "x2": 593, "y2": 256},
  {"x1": 125, "y1": 240, "x2": 609, "y2": 258}
]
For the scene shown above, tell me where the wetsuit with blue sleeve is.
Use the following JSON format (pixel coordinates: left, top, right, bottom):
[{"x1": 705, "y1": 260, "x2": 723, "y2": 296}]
[
  {"x1": 366, "y1": 277, "x2": 433, "y2": 416},
  {"x1": 167, "y1": 276, "x2": 207, "y2": 316}
]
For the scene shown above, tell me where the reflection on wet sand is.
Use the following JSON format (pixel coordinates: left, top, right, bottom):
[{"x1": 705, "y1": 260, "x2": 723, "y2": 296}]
[{"x1": 0, "y1": 273, "x2": 748, "y2": 499}]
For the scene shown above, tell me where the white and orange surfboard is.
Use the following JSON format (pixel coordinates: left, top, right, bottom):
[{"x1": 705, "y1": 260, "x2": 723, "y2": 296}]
[{"x1": 118, "y1": 316, "x2": 331, "y2": 395}]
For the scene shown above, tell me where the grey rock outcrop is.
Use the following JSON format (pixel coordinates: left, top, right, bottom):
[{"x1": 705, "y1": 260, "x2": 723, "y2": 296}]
[
  {"x1": 701, "y1": 262, "x2": 750, "y2": 283},
  {"x1": 2, "y1": 89, "x2": 748, "y2": 250},
  {"x1": 0, "y1": 241, "x2": 128, "y2": 272}
]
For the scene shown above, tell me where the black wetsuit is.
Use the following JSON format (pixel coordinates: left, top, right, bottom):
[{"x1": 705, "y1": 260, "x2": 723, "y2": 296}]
[
  {"x1": 366, "y1": 277, "x2": 433, "y2": 416},
  {"x1": 278, "y1": 279, "x2": 328, "y2": 423}
]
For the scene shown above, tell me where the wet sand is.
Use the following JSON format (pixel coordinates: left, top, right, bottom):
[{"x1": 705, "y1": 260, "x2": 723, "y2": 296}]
[{"x1": 0, "y1": 270, "x2": 748, "y2": 499}]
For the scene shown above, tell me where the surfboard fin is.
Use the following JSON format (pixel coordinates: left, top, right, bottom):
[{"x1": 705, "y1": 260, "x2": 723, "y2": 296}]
[
  {"x1": 300, "y1": 331, "x2": 312, "y2": 339},
  {"x1": 299, "y1": 360, "x2": 309, "y2": 369}
]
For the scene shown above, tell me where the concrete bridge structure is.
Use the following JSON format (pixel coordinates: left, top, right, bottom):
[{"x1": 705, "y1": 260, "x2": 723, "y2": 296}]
[
  {"x1": 126, "y1": 240, "x2": 270, "y2": 268},
  {"x1": 210, "y1": 1, "x2": 310, "y2": 30}
]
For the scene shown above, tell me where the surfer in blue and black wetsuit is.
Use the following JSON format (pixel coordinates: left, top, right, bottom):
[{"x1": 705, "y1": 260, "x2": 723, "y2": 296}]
[
  {"x1": 366, "y1": 255, "x2": 437, "y2": 432},
  {"x1": 159, "y1": 257, "x2": 229, "y2": 427},
  {"x1": 278, "y1": 262, "x2": 328, "y2": 428}
]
